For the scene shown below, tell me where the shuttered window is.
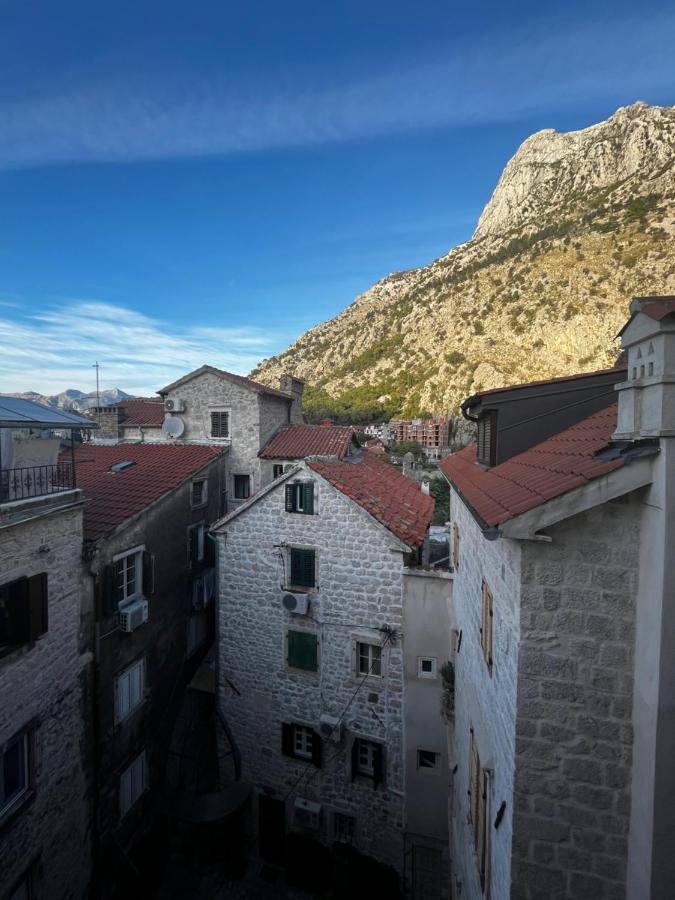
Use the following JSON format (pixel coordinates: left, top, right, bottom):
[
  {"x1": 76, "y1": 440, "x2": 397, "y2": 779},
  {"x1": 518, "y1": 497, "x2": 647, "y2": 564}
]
[
  {"x1": 351, "y1": 738, "x2": 384, "y2": 788},
  {"x1": 210, "y1": 411, "x2": 229, "y2": 439},
  {"x1": 287, "y1": 630, "x2": 318, "y2": 671},
  {"x1": 115, "y1": 657, "x2": 145, "y2": 723},
  {"x1": 468, "y1": 729, "x2": 490, "y2": 891},
  {"x1": 285, "y1": 482, "x2": 315, "y2": 515},
  {"x1": 119, "y1": 751, "x2": 147, "y2": 818},
  {"x1": 477, "y1": 413, "x2": 496, "y2": 466},
  {"x1": 0, "y1": 574, "x2": 48, "y2": 653},
  {"x1": 289, "y1": 548, "x2": 316, "y2": 589},
  {"x1": 480, "y1": 579, "x2": 494, "y2": 675}
]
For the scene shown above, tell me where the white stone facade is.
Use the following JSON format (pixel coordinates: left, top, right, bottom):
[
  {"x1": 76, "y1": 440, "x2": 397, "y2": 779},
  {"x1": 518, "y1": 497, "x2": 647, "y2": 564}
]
[
  {"x1": 215, "y1": 465, "x2": 411, "y2": 872},
  {"x1": 0, "y1": 494, "x2": 93, "y2": 900}
]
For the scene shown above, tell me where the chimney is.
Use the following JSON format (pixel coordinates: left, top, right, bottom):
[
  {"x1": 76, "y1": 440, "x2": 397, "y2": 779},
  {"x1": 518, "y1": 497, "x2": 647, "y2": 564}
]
[
  {"x1": 279, "y1": 374, "x2": 305, "y2": 424},
  {"x1": 613, "y1": 296, "x2": 675, "y2": 440}
]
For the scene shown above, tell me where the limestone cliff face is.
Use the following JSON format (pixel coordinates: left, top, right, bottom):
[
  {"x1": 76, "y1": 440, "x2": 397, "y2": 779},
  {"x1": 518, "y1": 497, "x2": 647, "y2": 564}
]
[{"x1": 252, "y1": 103, "x2": 675, "y2": 418}]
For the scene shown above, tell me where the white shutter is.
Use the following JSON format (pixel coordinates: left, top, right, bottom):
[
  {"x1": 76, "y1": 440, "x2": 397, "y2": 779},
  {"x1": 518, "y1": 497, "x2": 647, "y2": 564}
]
[
  {"x1": 120, "y1": 750, "x2": 147, "y2": 817},
  {"x1": 115, "y1": 671, "x2": 131, "y2": 723},
  {"x1": 130, "y1": 659, "x2": 144, "y2": 710}
]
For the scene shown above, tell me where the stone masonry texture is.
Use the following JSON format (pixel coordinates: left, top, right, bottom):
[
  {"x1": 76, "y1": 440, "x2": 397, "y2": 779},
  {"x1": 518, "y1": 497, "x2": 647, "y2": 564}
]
[
  {"x1": 0, "y1": 501, "x2": 93, "y2": 900},
  {"x1": 216, "y1": 465, "x2": 407, "y2": 872}
]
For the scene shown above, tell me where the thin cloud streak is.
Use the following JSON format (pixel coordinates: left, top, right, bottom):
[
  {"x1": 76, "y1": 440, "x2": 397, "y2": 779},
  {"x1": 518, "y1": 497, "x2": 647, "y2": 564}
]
[
  {"x1": 0, "y1": 13, "x2": 673, "y2": 170},
  {"x1": 0, "y1": 301, "x2": 289, "y2": 395}
]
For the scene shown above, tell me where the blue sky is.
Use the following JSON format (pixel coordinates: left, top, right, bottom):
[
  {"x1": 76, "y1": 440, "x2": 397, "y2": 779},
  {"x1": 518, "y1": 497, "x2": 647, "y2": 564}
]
[{"x1": 1, "y1": 0, "x2": 674, "y2": 394}]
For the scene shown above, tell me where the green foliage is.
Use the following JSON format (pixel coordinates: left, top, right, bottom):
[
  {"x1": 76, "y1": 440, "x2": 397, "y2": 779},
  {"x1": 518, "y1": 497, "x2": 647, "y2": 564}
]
[
  {"x1": 388, "y1": 440, "x2": 424, "y2": 460},
  {"x1": 429, "y1": 477, "x2": 450, "y2": 525},
  {"x1": 445, "y1": 350, "x2": 466, "y2": 366}
]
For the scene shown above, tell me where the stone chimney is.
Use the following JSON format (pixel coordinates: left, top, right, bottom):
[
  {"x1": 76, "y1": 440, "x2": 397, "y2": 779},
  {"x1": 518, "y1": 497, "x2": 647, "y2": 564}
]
[
  {"x1": 279, "y1": 374, "x2": 305, "y2": 424},
  {"x1": 613, "y1": 296, "x2": 675, "y2": 440}
]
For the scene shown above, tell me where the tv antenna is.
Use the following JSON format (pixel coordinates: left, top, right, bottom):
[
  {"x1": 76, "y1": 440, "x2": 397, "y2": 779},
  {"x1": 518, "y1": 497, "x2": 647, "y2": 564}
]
[{"x1": 92, "y1": 361, "x2": 100, "y2": 407}]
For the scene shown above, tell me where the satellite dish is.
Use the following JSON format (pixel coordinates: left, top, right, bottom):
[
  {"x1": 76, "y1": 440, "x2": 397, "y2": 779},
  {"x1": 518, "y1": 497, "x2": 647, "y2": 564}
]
[{"x1": 162, "y1": 415, "x2": 185, "y2": 439}]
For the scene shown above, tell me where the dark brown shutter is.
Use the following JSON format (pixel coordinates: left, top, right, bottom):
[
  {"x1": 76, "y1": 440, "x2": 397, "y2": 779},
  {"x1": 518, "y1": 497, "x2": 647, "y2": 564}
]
[
  {"x1": 102, "y1": 565, "x2": 117, "y2": 619},
  {"x1": 351, "y1": 739, "x2": 359, "y2": 781},
  {"x1": 311, "y1": 731, "x2": 323, "y2": 768},
  {"x1": 28, "y1": 573, "x2": 48, "y2": 639},
  {"x1": 281, "y1": 722, "x2": 295, "y2": 757},
  {"x1": 143, "y1": 552, "x2": 155, "y2": 596},
  {"x1": 6, "y1": 577, "x2": 30, "y2": 644},
  {"x1": 373, "y1": 744, "x2": 384, "y2": 789}
]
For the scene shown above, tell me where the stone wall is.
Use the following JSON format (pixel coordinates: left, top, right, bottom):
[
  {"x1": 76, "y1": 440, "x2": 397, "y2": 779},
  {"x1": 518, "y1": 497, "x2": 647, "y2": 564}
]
[
  {"x1": 511, "y1": 497, "x2": 639, "y2": 900},
  {"x1": 0, "y1": 499, "x2": 93, "y2": 900},
  {"x1": 216, "y1": 465, "x2": 408, "y2": 871},
  {"x1": 448, "y1": 485, "x2": 521, "y2": 900}
]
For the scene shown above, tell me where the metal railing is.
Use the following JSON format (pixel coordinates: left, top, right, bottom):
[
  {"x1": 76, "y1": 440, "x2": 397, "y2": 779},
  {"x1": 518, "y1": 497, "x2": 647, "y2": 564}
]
[{"x1": 0, "y1": 462, "x2": 75, "y2": 502}]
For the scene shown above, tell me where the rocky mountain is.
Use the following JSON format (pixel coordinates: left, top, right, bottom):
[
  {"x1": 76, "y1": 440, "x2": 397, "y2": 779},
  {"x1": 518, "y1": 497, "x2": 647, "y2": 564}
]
[
  {"x1": 2, "y1": 388, "x2": 131, "y2": 412},
  {"x1": 251, "y1": 102, "x2": 675, "y2": 421}
]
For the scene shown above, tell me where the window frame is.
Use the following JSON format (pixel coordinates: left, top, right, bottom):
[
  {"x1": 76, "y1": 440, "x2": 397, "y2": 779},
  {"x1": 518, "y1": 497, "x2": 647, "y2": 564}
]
[
  {"x1": 209, "y1": 409, "x2": 230, "y2": 440},
  {"x1": 480, "y1": 579, "x2": 494, "y2": 676},
  {"x1": 285, "y1": 481, "x2": 315, "y2": 515},
  {"x1": 119, "y1": 750, "x2": 147, "y2": 819},
  {"x1": 351, "y1": 737, "x2": 385, "y2": 787},
  {"x1": 288, "y1": 546, "x2": 317, "y2": 591},
  {"x1": 190, "y1": 478, "x2": 208, "y2": 509},
  {"x1": 417, "y1": 748, "x2": 440, "y2": 772},
  {"x1": 114, "y1": 657, "x2": 145, "y2": 725},
  {"x1": 112, "y1": 546, "x2": 144, "y2": 608},
  {"x1": 468, "y1": 728, "x2": 490, "y2": 891},
  {"x1": 0, "y1": 723, "x2": 36, "y2": 825},
  {"x1": 233, "y1": 474, "x2": 251, "y2": 500},
  {"x1": 417, "y1": 656, "x2": 438, "y2": 679},
  {"x1": 273, "y1": 464, "x2": 285, "y2": 479},
  {"x1": 355, "y1": 641, "x2": 382, "y2": 678}
]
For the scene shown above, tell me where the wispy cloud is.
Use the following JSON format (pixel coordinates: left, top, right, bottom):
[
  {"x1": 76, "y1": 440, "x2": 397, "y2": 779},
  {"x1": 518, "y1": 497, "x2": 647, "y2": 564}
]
[
  {"x1": 0, "y1": 12, "x2": 673, "y2": 170},
  {"x1": 0, "y1": 301, "x2": 287, "y2": 395}
]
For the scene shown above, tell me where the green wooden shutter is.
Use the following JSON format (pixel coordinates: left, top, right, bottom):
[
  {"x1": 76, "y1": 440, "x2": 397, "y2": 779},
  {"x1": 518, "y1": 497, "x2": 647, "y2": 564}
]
[
  {"x1": 285, "y1": 484, "x2": 295, "y2": 512},
  {"x1": 28, "y1": 573, "x2": 48, "y2": 639},
  {"x1": 287, "y1": 630, "x2": 318, "y2": 671},
  {"x1": 290, "y1": 548, "x2": 315, "y2": 588},
  {"x1": 302, "y1": 483, "x2": 314, "y2": 515},
  {"x1": 290, "y1": 549, "x2": 302, "y2": 586},
  {"x1": 302, "y1": 549, "x2": 315, "y2": 587}
]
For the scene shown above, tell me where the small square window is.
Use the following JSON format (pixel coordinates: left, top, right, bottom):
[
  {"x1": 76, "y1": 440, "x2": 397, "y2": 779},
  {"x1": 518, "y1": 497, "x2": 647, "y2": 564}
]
[
  {"x1": 417, "y1": 749, "x2": 440, "y2": 770},
  {"x1": 234, "y1": 474, "x2": 250, "y2": 500},
  {"x1": 191, "y1": 479, "x2": 207, "y2": 507},
  {"x1": 418, "y1": 656, "x2": 437, "y2": 678},
  {"x1": 113, "y1": 548, "x2": 143, "y2": 607},
  {"x1": 357, "y1": 642, "x2": 382, "y2": 677},
  {"x1": 351, "y1": 738, "x2": 384, "y2": 787},
  {"x1": 273, "y1": 464, "x2": 284, "y2": 479},
  {"x1": 210, "y1": 410, "x2": 229, "y2": 439}
]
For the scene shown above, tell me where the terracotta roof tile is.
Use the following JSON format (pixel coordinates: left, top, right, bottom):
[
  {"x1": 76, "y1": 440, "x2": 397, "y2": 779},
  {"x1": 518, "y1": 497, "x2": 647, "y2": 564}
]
[
  {"x1": 260, "y1": 424, "x2": 356, "y2": 460},
  {"x1": 440, "y1": 404, "x2": 623, "y2": 528},
  {"x1": 65, "y1": 444, "x2": 225, "y2": 542},
  {"x1": 309, "y1": 452, "x2": 434, "y2": 548},
  {"x1": 117, "y1": 398, "x2": 165, "y2": 427}
]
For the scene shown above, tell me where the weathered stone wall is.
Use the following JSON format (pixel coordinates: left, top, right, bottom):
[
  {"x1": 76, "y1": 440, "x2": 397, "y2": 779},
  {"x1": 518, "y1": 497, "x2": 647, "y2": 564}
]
[
  {"x1": 448, "y1": 485, "x2": 521, "y2": 900},
  {"x1": 512, "y1": 498, "x2": 639, "y2": 900},
  {"x1": 0, "y1": 499, "x2": 93, "y2": 899},
  {"x1": 216, "y1": 465, "x2": 407, "y2": 871}
]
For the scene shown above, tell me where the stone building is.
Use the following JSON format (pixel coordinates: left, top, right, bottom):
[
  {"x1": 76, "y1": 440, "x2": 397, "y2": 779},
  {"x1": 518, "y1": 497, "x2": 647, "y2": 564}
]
[
  {"x1": 258, "y1": 421, "x2": 358, "y2": 485},
  {"x1": 440, "y1": 296, "x2": 675, "y2": 900},
  {"x1": 0, "y1": 398, "x2": 96, "y2": 899},
  {"x1": 213, "y1": 451, "x2": 452, "y2": 893},
  {"x1": 90, "y1": 398, "x2": 165, "y2": 443},
  {"x1": 71, "y1": 442, "x2": 226, "y2": 894}
]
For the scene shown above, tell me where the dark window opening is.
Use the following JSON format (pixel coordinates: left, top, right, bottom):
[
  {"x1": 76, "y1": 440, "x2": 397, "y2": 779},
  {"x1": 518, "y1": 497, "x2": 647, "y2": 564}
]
[
  {"x1": 0, "y1": 575, "x2": 48, "y2": 654},
  {"x1": 273, "y1": 464, "x2": 284, "y2": 479},
  {"x1": 234, "y1": 474, "x2": 250, "y2": 500},
  {"x1": 289, "y1": 548, "x2": 316, "y2": 589}
]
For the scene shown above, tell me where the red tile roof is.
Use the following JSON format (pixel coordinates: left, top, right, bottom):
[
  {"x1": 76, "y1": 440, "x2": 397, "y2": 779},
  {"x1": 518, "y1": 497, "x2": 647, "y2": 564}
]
[
  {"x1": 67, "y1": 444, "x2": 225, "y2": 542},
  {"x1": 117, "y1": 398, "x2": 165, "y2": 427},
  {"x1": 309, "y1": 452, "x2": 434, "y2": 548},
  {"x1": 441, "y1": 404, "x2": 623, "y2": 529},
  {"x1": 260, "y1": 424, "x2": 356, "y2": 460}
]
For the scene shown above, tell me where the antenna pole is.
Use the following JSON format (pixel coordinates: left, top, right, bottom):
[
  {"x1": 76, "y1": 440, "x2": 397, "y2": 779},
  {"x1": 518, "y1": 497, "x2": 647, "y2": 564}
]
[{"x1": 92, "y1": 361, "x2": 100, "y2": 408}]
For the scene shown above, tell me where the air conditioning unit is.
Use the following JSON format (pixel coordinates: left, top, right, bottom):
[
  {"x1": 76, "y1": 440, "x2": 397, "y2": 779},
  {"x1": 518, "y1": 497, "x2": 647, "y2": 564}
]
[
  {"x1": 282, "y1": 592, "x2": 310, "y2": 615},
  {"x1": 164, "y1": 398, "x2": 186, "y2": 413},
  {"x1": 119, "y1": 600, "x2": 149, "y2": 633},
  {"x1": 319, "y1": 714, "x2": 342, "y2": 742},
  {"x1": 293, "y1": 798, "x2": 321, "y2": 831}
]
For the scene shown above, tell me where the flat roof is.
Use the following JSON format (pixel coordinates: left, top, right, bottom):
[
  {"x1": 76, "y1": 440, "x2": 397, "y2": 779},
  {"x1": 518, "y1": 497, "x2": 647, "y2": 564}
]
[{"x1": 0, "y1": 396, "x2": 97, "y2": 429}]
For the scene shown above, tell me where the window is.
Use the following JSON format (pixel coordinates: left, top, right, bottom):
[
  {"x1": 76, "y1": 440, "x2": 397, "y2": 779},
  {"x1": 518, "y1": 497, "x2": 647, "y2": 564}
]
[
  {"x1": 333, "y1": 812, "x2": 356, "y2": 844},
  {"x1": 115, "y1": 658, "x2": 145, "y2": 724},
  {"x1": 477, "y1": 413, "x2": 496, "y2": 467},
  {"x1": 114, "y1": 548, "x2": 143, "y2": 606},
  {"x1": 281, "y1": 723, "x2": 322, "y2": 766},
  {"x1": 452, "y1": 523, "x2": 460, "y2": 570},
  {"x1": 480, "y1": 579, "x2": 494, "y2": 675},
  {"x1": 1, "y1": 727, "x2": 33, "y2": 821},
  {"x1": 289, "y1": 547, "x2": 316, "y2": 589},
  {"x1": 285, "y1": 482, "x2": 314, "y2": 515},
  {"x1": 234, "y1": 474, "x2": 250, "y2": 500},
  {"x1": 0, "y1": 575, "x2": 48, "y2": 654},
  {"x1": 119, "y1": 751, "x2": 147, "y2": 818},
  {"x1": 188, "y1": 524, "x2": 205, "y2": 569},
  {"x1": 469, "y1": 729, "x2": 490, "y2": 890},
  {"x1": 287, "y1": 630, "x2": 318, "y2": 672},
  {"x1": 351, "y1": 738, "x2": 384, "y2": 787},
  {"x1": 191, "y1": 479, "x2": 207, "y2": 508},
  {"x1": 273, "y1": 464, "x2": 285, "y2": 479},
  {"x1": 418, "y1": 656, "x2": 437, "y2": 678},
  {"x1": 356, "y1": 642, "x2": 381, "y2": 677},
  {"x1": 417, "y1": 749, "x2": 440, "y2": 770},
  {"x1": 210, "y1": 410, "x2": 229, "y2": 439}
]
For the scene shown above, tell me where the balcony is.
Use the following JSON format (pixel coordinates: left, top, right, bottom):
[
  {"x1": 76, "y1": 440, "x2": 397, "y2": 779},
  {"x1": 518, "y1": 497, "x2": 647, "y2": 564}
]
[{"x1": 1, "y1": 462, "x2": 75, "y2": 503}]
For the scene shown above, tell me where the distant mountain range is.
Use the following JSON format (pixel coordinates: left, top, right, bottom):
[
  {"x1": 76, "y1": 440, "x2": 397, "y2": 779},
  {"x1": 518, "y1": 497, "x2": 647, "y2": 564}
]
[
  {"x1": 252, "y1": 102, "x2": 675, "y2": 422},
  {"x1": 1, "y1": 388, "x2": 132, "y2": 412}
]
